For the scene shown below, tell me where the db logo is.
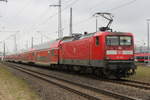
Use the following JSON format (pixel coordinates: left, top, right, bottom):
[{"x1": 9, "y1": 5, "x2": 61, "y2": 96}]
[{"x1": 117, "y1": 51, "x2": 122, "y2": 54}]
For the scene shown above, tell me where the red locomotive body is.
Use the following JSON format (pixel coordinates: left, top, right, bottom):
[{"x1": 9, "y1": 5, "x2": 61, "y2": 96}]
[{"x1": 59, "y1": 32, "x2": 135, "y2": 78}]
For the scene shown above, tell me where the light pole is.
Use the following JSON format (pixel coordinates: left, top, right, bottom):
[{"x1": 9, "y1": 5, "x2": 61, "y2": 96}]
[{"x1": 147, "y1": 19, "x2": 150, "y2": 64}]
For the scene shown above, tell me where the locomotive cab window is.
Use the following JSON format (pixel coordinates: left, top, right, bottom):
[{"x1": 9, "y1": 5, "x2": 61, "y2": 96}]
[
  {"x1": 95, "y1": 36, "x2": 100, "y2": 46},
  {"x1": 120, "y1": 36, "x2": 132, "y2": 46},
  {"x1": 106, "y1": 36, "x2": 119, "y2": 46},
  {"x1": 106, "y1": 36, "x2": 132, "y2": 46}
]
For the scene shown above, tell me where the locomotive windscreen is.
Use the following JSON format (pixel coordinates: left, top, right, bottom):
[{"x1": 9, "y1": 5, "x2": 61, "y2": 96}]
[{"x1": 106, "y1": 36, "x2": 132, "y2": 46}]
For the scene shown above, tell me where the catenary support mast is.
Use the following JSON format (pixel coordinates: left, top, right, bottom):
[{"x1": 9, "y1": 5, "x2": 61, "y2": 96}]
[{"x1": 50, "y1": 0, "x2": 62, "y2": 38}]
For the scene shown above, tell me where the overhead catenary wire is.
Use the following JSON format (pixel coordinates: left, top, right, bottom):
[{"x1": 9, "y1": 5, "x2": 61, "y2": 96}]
[
  {"x1": 23, "y1": 0, "x2": 80, "y2": 38},
  {"x1": 88, "y1": 0, "x2": 108, "y2": 15},
  {"x1": 107, "y1": 0, "x2": 137, "y2": 11},
  {"x1": 2, "y1": 0, "x2": 138, "y2": 53},
  {"x1": 1, "y1": 6, "x2": 54, "y2": 53},
  {"x1": 20, "y1": 0, "x2": 76, "y2": 34},
  {"x1": 67, "y1": 0, "x2": 137, "y2": 32},
  {"x1": 39, "y1": 0, "x2": 80, "y2": 28},
  {"x1": 37, "y1": 0, "x2": 80, "y2": 26},
  {"x1": 2, "y1": 0, "x2": 33, "y2": 25},
  {"x1": 3, "y1": 0, "x2": 55, "y2": 36},
  {"x1": 21, "y1": 7, "x2": 51, "y2": 33},
  {"x1": 28, "y1": 0, "x2": 137, "y2": 37},
  {"x1": 3, "y1": 0, "x2": 137, "y2": 37},
  {"x1": 12, "y1": 0, "x2": 33, "y2": 18}
]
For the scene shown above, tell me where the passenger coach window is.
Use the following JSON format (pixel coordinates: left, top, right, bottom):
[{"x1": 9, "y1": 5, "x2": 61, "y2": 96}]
[{"x1": 96, "y1": 37, "x2": 99, "y2": 46}]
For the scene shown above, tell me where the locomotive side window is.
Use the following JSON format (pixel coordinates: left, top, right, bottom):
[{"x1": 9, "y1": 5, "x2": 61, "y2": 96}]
[
  {"x1": 106, "y1": 36, "x2": 119, "y2": 46},
  {"x1": 95, "y1": 36, "x2": 99, "y2": 46}
]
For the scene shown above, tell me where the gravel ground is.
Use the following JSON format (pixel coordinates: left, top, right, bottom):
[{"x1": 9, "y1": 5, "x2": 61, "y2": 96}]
[
  {"x1": 48, "y1": 71, "x2": 150, "y2": 100},
  {"x1": 5, "y1": 65, "x2": 87, "y2": 100},
  {"x1": 12, "y1": 64, "x2": 150, "y2": 100}
]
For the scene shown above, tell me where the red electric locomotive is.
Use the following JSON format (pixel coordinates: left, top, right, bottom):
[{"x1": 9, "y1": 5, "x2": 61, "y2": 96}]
[
  {"x1": 58, "y1": 32, "x2": 136, "y2": 78},
  {"x1": 4, "y1": 13, "x2": 136, "y2": 78}
]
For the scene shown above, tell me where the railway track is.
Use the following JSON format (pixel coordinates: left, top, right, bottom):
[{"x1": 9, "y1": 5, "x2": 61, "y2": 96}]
[
  {"x1": 126, "y1": 79, "x2": 150, "y2": 86},
  {"x1": 107, "y1": 79, "x2": 150, "y2": 91},
  {"x1": 5, "y1": 62, "x2": 140, "y2": 100}
]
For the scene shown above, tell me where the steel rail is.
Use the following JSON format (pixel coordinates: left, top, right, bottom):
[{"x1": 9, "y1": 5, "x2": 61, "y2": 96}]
[
  {"x1": 102, "y1": 78, "x2": 150, "y2": 91},
  {"x1": 124, "y1": 79, "x2": 150, "y2": 86},
  {"x1": 111, "y1": 79, "x2": 150, "y2": 90}
]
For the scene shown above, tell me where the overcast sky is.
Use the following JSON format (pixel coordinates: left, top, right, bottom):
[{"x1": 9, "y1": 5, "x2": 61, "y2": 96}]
[{"x1": 0, "y1": 0, "x2": 149, "y2": 53}]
